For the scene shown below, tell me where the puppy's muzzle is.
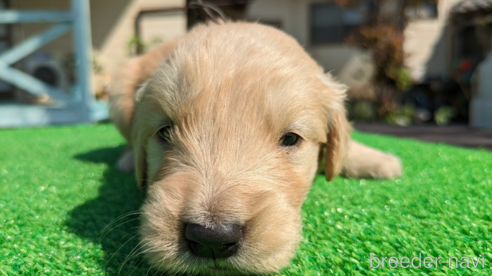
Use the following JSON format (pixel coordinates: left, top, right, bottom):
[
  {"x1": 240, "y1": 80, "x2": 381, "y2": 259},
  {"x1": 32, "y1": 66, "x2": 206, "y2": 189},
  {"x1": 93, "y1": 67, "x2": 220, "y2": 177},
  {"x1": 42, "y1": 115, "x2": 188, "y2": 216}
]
[{"x1": 185, "y1": 223, "x2": 243, "y2": 259}]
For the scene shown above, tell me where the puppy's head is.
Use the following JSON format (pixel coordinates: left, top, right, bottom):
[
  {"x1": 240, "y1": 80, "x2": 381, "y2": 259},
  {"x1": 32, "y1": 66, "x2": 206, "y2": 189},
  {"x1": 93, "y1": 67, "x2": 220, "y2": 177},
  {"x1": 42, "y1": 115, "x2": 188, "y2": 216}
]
[{"x1": 132, "y1": 22, "x2": 349, "y2": 275}]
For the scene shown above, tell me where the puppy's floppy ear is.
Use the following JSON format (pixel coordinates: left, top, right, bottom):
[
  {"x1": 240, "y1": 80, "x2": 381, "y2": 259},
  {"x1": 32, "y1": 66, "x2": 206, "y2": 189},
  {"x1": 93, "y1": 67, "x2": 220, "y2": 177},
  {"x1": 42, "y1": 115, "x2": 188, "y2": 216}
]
[
  {"x1": 324, "y1": 112, "x2": 351, "y2": 181},
  {"x1": 132, "y1": 82, "x2": 150, "y2": 189},
  {"x1": 318, "y1": 73, "x2": 351, "y2": 181},
  {"x1": 134, "y1": 141, "x2": 147, "y2": 189}
]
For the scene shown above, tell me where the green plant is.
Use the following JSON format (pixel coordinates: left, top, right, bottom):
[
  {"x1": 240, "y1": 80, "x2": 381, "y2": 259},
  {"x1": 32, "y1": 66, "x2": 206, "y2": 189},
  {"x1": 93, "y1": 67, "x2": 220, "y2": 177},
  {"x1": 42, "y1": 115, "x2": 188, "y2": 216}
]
[
  {"x1": 347, "y1": 24, "x2": 412, "y2": 91},
  {"x1": 434, "y1": 106, "x2": 456, "y2": 126},
  {"x1": 92, "y1": 55, "x2": 104, "y2": 74},
  {"x1": 344, "y1": 1, "x2": 440, "y2": 124},
  {"x1": 127, "y1": 36, "x2": 144, "y2": 56},
  {"x1": 127, "y1": 36, "x2": 164, "y2": 56},
  {"x1": 349, "y1": 100, "x2": 377, "y2": 122},
  {"x1": 385, "y1": 104, "x2": 415, "y2": 126}
]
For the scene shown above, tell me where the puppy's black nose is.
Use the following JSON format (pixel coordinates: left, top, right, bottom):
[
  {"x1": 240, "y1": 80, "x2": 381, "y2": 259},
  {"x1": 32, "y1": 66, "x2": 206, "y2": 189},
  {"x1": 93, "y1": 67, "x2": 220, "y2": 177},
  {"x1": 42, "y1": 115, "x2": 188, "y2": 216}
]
[{"x1": 185, "y1": 223, "x2": 242, "y2": 259}]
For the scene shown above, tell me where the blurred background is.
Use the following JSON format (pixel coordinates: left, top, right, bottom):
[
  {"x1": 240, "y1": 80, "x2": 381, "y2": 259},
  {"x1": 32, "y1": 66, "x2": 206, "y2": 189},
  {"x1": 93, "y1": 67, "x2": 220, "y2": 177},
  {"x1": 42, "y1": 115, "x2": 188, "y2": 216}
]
[{"x1": 0, "y1": 0, "x2": 491, "y2": 148}]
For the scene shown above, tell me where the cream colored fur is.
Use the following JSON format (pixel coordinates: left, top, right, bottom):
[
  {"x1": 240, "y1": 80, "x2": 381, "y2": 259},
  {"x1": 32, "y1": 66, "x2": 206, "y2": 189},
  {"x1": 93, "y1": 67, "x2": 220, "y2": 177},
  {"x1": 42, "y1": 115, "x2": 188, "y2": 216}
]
[{"x1": 109, "y1": 21, "x2": 402, "y2": 275}]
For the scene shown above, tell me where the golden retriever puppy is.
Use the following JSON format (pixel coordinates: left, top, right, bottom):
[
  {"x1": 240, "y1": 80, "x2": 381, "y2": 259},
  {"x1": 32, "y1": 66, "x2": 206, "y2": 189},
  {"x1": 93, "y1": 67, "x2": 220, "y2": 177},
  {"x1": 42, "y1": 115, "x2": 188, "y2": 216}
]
[{"x1": 109, "y1": 22, "x2": 401, "y2": 275}]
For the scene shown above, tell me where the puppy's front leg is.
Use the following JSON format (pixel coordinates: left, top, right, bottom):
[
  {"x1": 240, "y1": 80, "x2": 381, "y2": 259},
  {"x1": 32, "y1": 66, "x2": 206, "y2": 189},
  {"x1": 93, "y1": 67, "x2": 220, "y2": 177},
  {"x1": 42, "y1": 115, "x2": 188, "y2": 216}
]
[{"x1": 341, "y1": 140, "x2": 402, "y2": 179}]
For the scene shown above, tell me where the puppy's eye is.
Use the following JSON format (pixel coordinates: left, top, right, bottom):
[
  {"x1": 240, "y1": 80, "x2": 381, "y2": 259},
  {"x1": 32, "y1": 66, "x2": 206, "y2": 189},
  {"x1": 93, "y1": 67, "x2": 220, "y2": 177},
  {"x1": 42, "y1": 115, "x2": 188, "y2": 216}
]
[
  {"x1": 158, "y1": 125, "x2": 173, "y2": 142},
  {"x1": 280, "y1": 132, "x2": 301, "y2": 147}
]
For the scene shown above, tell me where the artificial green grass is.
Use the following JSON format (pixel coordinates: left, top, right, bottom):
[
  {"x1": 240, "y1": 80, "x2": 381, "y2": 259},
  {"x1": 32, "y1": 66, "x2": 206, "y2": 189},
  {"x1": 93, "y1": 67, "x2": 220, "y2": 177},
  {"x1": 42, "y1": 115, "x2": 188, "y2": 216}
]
[{"x1": 1, "y1": 124, "x2": 491, "y2": 275}]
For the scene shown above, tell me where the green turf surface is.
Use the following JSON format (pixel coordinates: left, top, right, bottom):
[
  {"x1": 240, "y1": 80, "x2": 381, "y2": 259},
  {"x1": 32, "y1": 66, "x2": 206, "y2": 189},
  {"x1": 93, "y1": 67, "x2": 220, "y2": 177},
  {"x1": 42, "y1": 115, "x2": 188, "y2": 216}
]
[{"x1": 1, "y1": 124, "x2": 491, "y2": 275}]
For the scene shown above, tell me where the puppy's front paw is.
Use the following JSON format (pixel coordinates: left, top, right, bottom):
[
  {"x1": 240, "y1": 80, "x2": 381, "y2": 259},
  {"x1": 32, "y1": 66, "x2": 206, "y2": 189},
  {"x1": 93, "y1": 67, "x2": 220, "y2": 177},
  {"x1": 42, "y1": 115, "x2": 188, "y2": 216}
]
[
  {"x1": 117, "y1": 150, "x2": 135, "y2": 172},
  {"x1": 342, "y1": 141, "x2": 402, "y2": 179}
]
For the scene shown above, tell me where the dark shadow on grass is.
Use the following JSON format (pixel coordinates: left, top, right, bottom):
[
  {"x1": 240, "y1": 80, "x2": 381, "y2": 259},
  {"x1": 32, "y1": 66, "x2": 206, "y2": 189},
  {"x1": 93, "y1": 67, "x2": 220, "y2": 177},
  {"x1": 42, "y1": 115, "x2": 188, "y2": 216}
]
[{"x1": 66, "y1": 146, "x2": 157, "y2": 276}]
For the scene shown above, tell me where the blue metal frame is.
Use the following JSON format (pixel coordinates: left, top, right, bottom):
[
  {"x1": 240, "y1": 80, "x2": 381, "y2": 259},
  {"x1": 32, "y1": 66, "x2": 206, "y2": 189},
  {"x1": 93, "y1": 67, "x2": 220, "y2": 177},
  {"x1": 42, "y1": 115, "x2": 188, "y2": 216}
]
[
  {"x1": 0, "y1": 11, "x2": 73, "y2": 23},
  {"x1": 0, "y1": 0, "x2": 102, "y2": 127}
]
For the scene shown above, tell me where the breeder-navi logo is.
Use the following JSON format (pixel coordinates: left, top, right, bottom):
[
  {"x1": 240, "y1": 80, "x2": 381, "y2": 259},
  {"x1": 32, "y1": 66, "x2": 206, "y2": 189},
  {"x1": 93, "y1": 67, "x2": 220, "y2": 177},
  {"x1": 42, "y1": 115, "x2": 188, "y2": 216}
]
[{"x1": 369, "y1": 253, "x2": 486, "y2": 269}]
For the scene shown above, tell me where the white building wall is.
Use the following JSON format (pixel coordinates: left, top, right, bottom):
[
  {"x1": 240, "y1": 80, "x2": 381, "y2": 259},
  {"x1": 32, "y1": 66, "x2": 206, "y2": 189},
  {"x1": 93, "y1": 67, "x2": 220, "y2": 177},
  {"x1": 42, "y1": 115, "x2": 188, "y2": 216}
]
[
  {"x1": 247, "y1": 0, "x2": 371, "y2": 89},
  {"x1": 92, "y1": 0, "x2": 186, "y2": 76},
  {"x1": 248, "y1": 0, "x2": 465, "y2": 87},
  {"x1": 404, "y1": 0, "x2": 463, "y2": 81}
]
